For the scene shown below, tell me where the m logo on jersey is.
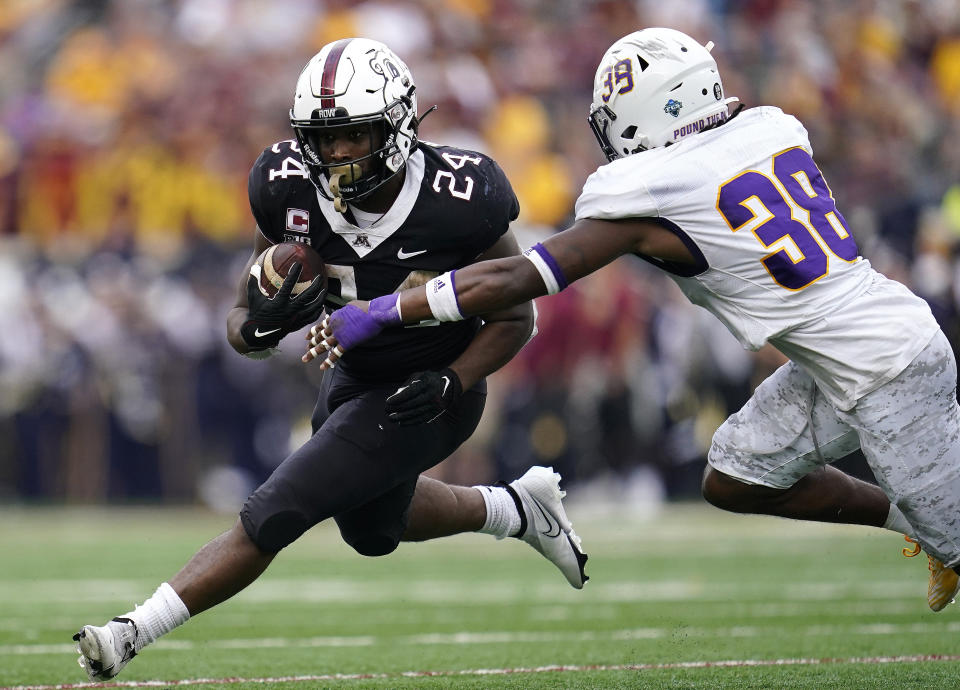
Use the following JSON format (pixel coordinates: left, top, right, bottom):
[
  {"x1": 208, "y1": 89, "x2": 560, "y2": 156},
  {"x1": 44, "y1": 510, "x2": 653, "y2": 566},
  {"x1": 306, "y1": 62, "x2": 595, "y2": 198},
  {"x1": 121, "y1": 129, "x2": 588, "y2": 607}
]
[
  {"x1": 664, "y1": 99, "x2": 683, "y2": 118},
  {"x1": 286, "y1": 208, "x2": 310, "y2": 234}
]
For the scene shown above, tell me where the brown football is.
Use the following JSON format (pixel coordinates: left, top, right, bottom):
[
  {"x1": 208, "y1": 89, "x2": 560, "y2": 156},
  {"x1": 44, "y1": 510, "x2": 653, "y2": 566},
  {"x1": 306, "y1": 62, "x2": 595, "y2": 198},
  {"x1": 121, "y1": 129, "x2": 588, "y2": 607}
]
[{"x1": 252, "y1": 242, "x2": 327, "y2": 298}]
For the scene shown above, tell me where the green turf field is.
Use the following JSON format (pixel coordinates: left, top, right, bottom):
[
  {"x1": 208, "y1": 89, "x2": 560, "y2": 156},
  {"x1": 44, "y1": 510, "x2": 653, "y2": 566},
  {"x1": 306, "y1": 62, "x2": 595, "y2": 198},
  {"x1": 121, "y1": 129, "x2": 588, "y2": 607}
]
[{"x1": 1, "y1": 503, "x2": 958, "y2": 689}]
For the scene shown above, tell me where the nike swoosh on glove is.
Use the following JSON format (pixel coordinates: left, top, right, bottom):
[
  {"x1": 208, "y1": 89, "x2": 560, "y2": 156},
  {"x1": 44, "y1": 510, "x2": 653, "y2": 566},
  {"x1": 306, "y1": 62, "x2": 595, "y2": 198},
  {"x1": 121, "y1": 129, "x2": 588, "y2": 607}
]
[
  {"x1": 241, "y1": 262, "x2": 326, "y2": 350},
  {"x1": 384, "y1": 368, "x2": 463, "y2": 425}
]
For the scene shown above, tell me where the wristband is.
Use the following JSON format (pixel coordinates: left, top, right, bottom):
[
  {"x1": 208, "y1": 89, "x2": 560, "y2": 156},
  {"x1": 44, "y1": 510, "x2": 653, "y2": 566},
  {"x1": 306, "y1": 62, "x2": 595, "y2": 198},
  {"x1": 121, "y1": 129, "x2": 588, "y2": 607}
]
[
  {"x1": 425, "y1": 270, "x2": 464, "y2": 322},
  {"x1": 522, "y1": 242, "x2": 568, "y2": 294}
]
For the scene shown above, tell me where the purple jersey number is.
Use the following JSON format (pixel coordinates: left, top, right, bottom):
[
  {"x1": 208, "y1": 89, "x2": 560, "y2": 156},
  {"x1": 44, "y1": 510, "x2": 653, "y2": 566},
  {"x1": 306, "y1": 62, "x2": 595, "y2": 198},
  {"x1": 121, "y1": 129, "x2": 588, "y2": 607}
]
[{"x1": 717, "y1": 147, "x2": 857, "y2": 290}]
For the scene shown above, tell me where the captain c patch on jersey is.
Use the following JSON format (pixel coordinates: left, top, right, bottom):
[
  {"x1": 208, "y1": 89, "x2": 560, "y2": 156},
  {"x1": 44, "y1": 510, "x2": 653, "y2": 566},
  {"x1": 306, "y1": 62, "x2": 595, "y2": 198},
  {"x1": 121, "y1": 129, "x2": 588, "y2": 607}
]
[{"x1": 286, "y1": 208, "x2": 310, "y2": 234}]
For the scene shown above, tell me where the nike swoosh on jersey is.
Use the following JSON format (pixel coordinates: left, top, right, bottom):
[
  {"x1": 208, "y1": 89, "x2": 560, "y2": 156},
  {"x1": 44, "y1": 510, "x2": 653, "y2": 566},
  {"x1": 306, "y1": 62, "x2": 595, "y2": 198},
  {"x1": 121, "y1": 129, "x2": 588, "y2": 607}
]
[
  {"x1": 529, "y1": 495, "x2": 562, "y2": 538},
  {"x1": 397, "y1": 248, "x2": 428, "y2": 259},
  {"x1": 254, "y1": 327, "x2": 282, "y2": 338}
]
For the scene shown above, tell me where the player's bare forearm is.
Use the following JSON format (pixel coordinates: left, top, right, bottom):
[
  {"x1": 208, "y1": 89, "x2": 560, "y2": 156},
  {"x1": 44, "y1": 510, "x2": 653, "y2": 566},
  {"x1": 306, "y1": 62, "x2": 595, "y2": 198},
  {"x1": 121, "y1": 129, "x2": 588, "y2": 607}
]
[
  {"x1": 397, "y1": 256, "x2": 543, "y2": 323},
  {"x1": 307, "y1": 217, "x2": 686, "y2": 367},
  {"x1": 397, "y1": 218, "x2": 657, "y2": 323}
]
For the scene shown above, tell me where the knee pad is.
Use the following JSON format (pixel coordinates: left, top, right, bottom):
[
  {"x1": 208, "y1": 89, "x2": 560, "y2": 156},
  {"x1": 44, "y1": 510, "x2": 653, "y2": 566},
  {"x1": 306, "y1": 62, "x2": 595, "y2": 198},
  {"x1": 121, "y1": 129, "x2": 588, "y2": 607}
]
[
  {"x1": 241, "y1": 509, "x2": 310, "y2": 553},
  {"x1": 343, "y1": 532, "x2": 399, "y2": 558}
]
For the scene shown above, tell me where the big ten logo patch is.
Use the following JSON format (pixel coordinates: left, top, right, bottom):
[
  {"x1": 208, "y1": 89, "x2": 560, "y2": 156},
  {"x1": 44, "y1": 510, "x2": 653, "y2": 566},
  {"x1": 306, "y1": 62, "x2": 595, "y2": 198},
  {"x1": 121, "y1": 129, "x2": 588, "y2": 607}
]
[{"x1": 286, "y1": 208, "x2": 310, "y2": 234}]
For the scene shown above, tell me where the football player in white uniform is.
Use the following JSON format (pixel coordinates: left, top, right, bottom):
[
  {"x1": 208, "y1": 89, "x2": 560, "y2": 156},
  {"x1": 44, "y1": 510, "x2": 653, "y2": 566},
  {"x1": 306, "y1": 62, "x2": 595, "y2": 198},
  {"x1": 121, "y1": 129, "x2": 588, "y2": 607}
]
[{"x1": 315, "y1": 27, "x2": 960, "y2": 614}]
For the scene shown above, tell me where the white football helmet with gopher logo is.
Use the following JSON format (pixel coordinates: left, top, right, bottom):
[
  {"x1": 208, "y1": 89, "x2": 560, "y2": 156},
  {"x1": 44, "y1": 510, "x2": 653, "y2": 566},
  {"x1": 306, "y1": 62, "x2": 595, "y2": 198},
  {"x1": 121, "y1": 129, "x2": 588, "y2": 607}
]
[{"x1": 290, "y1": 38, "x2": 424, "y2": 207}]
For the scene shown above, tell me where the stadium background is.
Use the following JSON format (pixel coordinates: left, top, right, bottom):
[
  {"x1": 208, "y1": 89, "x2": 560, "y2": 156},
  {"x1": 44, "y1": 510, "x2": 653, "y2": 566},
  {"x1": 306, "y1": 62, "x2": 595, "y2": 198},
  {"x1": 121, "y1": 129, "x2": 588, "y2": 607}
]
[{"x1": 1, "y1": 0, "x2": 959, "y2": 513}]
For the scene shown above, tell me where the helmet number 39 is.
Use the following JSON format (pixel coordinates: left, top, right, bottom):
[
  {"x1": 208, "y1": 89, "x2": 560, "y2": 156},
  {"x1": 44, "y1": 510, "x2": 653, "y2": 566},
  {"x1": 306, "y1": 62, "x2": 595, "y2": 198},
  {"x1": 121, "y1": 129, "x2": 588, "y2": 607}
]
[{"x1": 600, "y1": 59, "x2": 635, "y2": 103}]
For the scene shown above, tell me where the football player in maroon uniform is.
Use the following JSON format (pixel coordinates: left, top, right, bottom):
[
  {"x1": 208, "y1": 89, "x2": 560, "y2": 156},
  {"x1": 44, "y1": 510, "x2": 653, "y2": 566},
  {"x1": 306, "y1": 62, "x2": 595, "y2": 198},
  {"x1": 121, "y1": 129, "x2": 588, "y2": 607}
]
[{"x1": 73, "y1": 38, "x2": 587, "y2": 681}]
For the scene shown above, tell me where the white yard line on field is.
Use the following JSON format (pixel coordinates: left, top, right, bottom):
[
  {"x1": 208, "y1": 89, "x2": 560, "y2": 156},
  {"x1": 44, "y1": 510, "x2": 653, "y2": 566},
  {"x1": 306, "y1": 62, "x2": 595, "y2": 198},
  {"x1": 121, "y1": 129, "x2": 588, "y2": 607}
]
[
  {"x1": 4, "y1": 620, "x2": 960, "y2": 657},
  {"x1": 0, "y1": 599, "x2": 926, "y2": 631},
  {"x1": 0, "y1": 578, "x2": 924, "y2": 605},
  {"x1": 5, "y1": 654, "x2": 960, "y2": 690}
]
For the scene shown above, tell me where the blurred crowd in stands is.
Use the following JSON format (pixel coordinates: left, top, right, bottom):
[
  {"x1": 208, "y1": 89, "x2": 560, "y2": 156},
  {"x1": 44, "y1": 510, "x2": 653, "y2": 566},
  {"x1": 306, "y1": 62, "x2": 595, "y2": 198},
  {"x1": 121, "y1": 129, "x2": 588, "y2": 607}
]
[{"x1": 2, "y1": 0, "x2": 960, "y2": 509}]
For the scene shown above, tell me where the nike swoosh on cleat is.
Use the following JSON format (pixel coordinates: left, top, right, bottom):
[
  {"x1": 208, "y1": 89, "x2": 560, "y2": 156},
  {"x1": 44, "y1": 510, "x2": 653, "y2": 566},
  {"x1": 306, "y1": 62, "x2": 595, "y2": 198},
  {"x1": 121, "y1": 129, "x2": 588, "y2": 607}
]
[
  {"x1": 529, "y1": 495, "x2": 562, "y2": 538},
  {"x1": 254, "y1": 327, "x2": 281, "y2": 338},
  {"x1": 397, "y1": 248, "x2": 428, "y2": 260}
]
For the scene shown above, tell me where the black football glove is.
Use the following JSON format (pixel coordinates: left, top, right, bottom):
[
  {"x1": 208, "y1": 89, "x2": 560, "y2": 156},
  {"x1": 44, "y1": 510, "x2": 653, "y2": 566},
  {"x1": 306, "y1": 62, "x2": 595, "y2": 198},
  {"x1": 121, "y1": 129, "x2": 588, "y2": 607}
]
[
  {"x1": 241, "y1": 262, "x2": 327, "y2": 350},
  {"x1": 384, "y1": 368, "x2": 463, "y2": 425}
]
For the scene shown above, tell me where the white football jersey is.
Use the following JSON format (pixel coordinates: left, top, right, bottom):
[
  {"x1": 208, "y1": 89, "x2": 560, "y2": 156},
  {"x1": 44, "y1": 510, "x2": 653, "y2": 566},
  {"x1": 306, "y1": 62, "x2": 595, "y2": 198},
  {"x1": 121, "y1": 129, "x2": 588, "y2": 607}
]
[{"x1": 575, "y1": 106, "x2": 939, "y2": 409}]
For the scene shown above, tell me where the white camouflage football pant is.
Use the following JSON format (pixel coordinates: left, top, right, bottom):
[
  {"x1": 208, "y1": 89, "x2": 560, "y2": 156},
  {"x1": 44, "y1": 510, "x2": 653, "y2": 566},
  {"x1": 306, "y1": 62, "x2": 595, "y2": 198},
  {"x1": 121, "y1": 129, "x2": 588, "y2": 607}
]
[{"x1": 708, "y1": 330, "x2": 960, "y2": 567}]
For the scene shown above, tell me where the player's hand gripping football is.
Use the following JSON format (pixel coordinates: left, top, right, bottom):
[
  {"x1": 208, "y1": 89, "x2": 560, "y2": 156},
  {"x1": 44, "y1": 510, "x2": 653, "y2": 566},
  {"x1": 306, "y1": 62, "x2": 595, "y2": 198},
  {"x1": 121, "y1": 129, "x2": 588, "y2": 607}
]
[
  {"x1": 385, "y1": 368, "x2": 463, "y2": 425},
  {"x1": 302, "y1": 294, "x2": 402, "y2": 368},
  {"x1": 241, "y1": 262, "x2": 326, "y2": 350}
]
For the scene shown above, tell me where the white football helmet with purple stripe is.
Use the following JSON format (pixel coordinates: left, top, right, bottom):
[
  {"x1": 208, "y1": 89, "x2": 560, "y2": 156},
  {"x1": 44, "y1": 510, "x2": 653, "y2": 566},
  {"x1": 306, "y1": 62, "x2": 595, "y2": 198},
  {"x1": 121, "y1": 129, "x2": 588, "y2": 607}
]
[
  {"x1": 588, "y1": 28, "x2": 739, "y2": 159},
  {"x1": 290, "y1": 38, "x2": 421, "y2": 203}
]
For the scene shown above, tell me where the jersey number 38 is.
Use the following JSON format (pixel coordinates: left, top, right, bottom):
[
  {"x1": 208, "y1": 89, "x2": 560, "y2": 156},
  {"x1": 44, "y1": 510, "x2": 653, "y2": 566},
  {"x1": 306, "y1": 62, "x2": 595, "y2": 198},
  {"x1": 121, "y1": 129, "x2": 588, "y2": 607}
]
[{"x1": 716, "y1": 147, "x2": 859, "y2": 291}]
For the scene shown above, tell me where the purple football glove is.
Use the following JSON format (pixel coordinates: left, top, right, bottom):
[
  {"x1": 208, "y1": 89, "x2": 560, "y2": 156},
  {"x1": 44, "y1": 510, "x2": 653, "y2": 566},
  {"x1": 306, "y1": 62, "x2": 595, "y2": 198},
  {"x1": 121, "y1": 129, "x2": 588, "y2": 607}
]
[{"x1": 328, "y1": 294, "x2": 402, "y2": 350}]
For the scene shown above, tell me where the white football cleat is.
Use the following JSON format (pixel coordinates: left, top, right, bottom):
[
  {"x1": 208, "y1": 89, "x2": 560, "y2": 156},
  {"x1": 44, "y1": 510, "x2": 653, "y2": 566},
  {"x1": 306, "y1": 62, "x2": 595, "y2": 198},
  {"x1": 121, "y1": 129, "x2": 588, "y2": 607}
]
[
  {"x1": 73, "y1": 617, "x2": 138, "y2": 680},
  {"x1": 505, "y1": 466, "x2": 589, "y2": 589}
]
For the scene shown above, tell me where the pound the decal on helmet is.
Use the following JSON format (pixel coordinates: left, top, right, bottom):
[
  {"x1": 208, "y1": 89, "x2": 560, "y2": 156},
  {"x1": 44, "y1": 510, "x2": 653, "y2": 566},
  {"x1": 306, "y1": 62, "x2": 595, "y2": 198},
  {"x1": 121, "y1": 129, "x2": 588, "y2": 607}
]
[
  {"x1": 663, "y1": 99, "x2": 683, "y2": 118},
  {"x1": 673, "y1": 110, "x2": 728, "y2": 141}
]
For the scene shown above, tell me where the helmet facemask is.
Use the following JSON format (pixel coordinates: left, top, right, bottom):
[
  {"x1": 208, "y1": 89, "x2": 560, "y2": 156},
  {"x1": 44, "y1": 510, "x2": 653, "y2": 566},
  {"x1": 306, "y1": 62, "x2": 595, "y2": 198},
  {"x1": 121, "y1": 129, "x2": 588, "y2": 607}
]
[
  {"x1": 588, "y1": 103, "x2": 647, "y2": 162},
  {"x1": 293, "y1": 95, "x2": 415, "y2": 212}
]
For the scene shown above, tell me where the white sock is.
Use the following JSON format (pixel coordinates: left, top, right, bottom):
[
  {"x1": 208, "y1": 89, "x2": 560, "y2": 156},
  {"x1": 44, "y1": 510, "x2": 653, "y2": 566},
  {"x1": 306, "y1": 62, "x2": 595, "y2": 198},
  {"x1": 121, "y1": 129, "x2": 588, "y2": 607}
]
[
  {"x1": 121, "y1": 582, "x2": 190, "y2": 652},
  {"x1": 474, "y1": 485, "x2": 522, "y2": 539},
  {"x1": 883, "y1": 503, "x2": 913, "y2": 536}
]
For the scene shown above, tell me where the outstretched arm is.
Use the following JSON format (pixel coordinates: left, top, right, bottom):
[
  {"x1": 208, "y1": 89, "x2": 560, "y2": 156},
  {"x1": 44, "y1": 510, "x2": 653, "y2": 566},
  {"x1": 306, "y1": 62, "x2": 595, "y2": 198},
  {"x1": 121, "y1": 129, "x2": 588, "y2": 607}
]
[
  {"x1": 309, "y1": 216, "x2": 694, "y2": 366},
  {"x1": 399, "y1": 218, "x2": 643, "y2": 322},
  {"x1": 396, "y1": 215, "x2": 696, "y2": 321}
]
